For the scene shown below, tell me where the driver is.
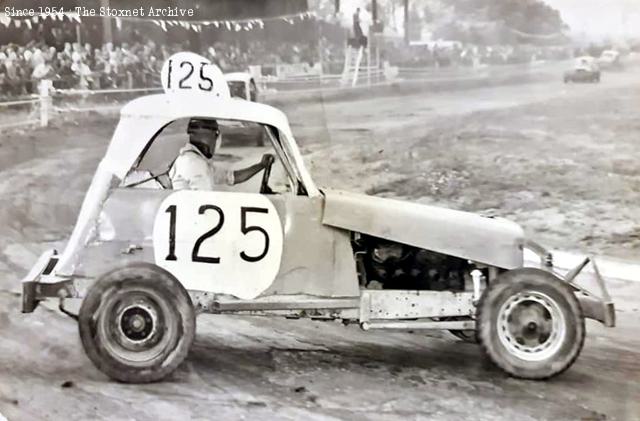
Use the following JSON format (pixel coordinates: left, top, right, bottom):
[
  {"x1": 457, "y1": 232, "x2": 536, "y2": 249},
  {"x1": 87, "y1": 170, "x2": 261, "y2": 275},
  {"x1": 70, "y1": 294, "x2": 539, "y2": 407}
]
[{"x1": 170, "y1": 118, "x2": 274, "y2": 190}]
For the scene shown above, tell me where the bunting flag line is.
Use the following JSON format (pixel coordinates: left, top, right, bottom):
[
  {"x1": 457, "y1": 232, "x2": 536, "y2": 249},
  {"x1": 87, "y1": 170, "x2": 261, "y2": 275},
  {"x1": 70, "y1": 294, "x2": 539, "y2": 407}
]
[
  {"x1": 0, "y1": 10, "x2": 316, "y2": 33},
  {"x1": 507, "y1": 26, "x2": 567, "y2": 40}
]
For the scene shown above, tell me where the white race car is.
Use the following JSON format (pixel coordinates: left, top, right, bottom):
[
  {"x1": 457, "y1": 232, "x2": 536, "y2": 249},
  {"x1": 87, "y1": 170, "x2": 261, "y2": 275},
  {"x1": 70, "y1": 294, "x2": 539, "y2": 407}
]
[{"x1": 21, "y1": 54, "x2": 614, "y2": 383}]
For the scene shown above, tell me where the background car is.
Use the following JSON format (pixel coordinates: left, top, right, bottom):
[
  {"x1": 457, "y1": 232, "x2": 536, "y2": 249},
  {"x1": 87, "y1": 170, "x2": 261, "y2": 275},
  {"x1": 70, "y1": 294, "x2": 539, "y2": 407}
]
[
  {"x1": 597, "y1": 50, "x2": 622, "y2": 70},
  {"x1": 564, "y1": 56, "x2": 601, "y2": 83},
  {"x1": 224, "y1": 72, "x2": 259, "y2": 102},
  {"x1": 224, "y1": 72, "x2": 266, "y2": 146}
]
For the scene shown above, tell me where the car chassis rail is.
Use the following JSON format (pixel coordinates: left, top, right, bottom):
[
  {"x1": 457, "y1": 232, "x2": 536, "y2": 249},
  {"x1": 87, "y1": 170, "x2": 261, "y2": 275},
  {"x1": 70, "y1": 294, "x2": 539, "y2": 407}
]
[{"x1": 23, "y1": 245, "x2": 615, "y2": 330}]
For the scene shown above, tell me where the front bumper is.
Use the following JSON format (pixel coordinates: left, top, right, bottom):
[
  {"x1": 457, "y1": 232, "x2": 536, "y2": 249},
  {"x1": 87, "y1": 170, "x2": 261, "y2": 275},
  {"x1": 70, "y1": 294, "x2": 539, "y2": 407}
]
[
  {"x1": 524, "y1": 240, "x2": 615, "y2": 327},
  {"x1": 564, "y1": 255, "x2": 616, "y2": 327}
]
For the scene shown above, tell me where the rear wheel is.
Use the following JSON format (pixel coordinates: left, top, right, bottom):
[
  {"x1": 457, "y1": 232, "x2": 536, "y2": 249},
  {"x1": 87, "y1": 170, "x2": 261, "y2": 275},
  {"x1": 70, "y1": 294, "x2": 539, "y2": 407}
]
[
  {"x1": 477, "y1": 268, "x2": 584, "y2": 379},
  {"x1": 79, "y1": 263, "x2": 195, "y2": 383}
]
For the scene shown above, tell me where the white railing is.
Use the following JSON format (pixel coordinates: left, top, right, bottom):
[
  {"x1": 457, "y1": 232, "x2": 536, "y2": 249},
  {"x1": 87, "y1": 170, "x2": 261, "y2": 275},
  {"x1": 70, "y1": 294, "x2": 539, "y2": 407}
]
[
  {"x1": 0, "y1": 83, "x2": 165, "y2": 132},
  {"x1": 0, "y1": 97, "x2": 41, "y2": 130}
]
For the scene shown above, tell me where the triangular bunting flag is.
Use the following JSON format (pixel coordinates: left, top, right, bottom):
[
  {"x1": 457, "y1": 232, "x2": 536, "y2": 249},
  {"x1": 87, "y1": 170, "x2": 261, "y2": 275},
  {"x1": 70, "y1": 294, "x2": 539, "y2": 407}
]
[{"x1": 0, "y1": 14, "x2": 11, "y2": 27}]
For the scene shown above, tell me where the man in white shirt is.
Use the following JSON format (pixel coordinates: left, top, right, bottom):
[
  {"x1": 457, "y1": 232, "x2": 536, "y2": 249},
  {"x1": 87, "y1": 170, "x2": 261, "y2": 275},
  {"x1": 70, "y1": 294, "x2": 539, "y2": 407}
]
[{"x1": 170, "y1": 118, "x2": 273, "y2": 191}]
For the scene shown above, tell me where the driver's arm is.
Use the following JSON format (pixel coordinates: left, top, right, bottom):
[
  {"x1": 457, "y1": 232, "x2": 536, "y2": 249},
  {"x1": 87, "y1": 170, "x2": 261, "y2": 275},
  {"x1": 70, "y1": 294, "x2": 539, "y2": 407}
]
[{"x1": 229, "y1": 154, "x2": 274, "y2": 185}]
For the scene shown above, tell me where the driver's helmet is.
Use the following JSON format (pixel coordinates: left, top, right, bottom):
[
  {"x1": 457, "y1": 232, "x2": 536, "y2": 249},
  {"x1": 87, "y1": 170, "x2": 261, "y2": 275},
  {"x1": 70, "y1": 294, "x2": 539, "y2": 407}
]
[{"x1": 187, "y1": 118, "x2": 219, "y2": 134}]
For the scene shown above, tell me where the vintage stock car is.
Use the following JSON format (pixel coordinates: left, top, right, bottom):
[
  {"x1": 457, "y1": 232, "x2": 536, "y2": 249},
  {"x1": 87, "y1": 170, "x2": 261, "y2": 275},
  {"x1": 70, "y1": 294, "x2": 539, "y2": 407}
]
[
  {"x1": 224, "y1": 71, "x2": 259, "y2": 102},
  {"x1": 563, "y1": 56, "x2": 601, "y2": 83},
  {"x1": 21, "y1": 55, "x2": 615, "y2": 383}
]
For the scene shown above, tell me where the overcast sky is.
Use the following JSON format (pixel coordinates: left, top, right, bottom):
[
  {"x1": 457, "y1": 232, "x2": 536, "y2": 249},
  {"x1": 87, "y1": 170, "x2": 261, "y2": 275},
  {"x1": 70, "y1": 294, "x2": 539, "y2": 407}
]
[{"x1": 543, "y1": 0, "x2": 640, "y2": 40}]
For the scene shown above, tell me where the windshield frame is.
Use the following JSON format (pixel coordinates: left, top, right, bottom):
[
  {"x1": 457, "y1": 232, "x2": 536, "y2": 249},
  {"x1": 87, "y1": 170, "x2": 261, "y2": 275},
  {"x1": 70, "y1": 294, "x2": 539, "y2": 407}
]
[{"x1": 126, "y1": 118, "x2": 302, "y2": 195}]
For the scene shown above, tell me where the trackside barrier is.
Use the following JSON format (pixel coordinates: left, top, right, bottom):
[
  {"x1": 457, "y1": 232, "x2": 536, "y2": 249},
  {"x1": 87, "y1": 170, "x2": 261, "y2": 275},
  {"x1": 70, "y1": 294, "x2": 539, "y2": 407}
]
[
  {"x1": 0, "y1": 61, "x2": 561, "y2": 131},
  {"x1": 0, "y1": 97, "x2": 41, "y2": 130},
  {"x1": 51, "y1": 86, "x2": 163, "y2": 115},
  {"x1": 0, "y1": 57, "x2": 633, "y2": 131},
  {"x1": 0, "y1": 83, "x2": 165, "y2": 131}
]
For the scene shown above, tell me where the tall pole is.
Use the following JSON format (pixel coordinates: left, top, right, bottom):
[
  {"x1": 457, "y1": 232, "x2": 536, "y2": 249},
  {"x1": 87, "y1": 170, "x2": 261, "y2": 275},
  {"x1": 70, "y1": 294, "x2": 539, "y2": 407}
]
[
  {"x1": 404, "y1": 0, "x2": 409, "y2": 45},
  {"x1": 100, "y1": 0, "x2": 112, "y2": 44},
  {"x1": 371, "y1": 0, "x2": 379, "y2": 77},
  {"x1": 372, "y1": 0, "x2": 377, "y2": 24}
]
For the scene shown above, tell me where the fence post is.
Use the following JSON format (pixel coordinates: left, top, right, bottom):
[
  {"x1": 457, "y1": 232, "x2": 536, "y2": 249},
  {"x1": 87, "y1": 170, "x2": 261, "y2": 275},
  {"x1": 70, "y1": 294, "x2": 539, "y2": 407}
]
[{"x1": 38, "y1": 79, "x2": 52, "y2": 128}]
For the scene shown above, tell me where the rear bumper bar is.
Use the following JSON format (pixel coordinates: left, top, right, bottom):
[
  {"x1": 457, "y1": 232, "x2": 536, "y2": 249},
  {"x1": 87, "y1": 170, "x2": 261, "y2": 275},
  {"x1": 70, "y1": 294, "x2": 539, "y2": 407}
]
[{"x1": 21, "y1": 250, "x2": 72, "y2": 313}]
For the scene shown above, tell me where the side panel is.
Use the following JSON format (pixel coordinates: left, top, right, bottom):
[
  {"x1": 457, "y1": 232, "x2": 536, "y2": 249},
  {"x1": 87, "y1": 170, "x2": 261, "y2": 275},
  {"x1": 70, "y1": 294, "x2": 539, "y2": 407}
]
[
  {"x1": 74, "y1": 189, "x2": 359, "y2": 298},
  {"x1": 261, "y1": 195, "x2": 359, "y2": 297}
]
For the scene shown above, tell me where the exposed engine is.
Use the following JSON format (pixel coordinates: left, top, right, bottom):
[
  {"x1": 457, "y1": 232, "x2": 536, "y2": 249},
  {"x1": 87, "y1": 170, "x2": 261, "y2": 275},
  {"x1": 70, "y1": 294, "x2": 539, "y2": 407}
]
[{"x1": 354, "y1": 235, "x2": 472, "y2": 291}]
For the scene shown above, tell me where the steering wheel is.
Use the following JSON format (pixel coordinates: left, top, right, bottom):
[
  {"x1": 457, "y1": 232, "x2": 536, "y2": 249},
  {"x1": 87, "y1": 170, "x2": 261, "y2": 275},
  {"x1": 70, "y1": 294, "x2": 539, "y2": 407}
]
[{"x1": 260, "y1": 154, "x2": 275, "y2": 194}]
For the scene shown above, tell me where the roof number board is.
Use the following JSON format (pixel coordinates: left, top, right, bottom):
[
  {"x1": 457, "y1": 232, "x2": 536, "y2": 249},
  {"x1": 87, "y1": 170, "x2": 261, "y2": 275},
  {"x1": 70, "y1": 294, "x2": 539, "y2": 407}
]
[{"x1": 160, "y1": 52, "x2": 230, "y2": 99}]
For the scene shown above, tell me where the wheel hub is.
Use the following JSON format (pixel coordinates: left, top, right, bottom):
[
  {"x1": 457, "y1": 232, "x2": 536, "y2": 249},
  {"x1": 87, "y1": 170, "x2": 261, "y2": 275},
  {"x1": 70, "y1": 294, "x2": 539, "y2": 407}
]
[
  {"x1": 497, "y1": 291, "x2": 566, "y2": 362},
  {"x1": 120, "y1": 307, "x2": 154, "y2": 341}
]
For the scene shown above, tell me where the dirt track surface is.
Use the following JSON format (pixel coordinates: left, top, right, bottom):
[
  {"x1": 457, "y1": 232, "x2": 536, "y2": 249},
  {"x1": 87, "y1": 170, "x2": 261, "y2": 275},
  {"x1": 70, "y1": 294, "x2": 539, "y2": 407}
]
[{"x1": 1, "y1": 69, "x2": 640, "y2": 420}]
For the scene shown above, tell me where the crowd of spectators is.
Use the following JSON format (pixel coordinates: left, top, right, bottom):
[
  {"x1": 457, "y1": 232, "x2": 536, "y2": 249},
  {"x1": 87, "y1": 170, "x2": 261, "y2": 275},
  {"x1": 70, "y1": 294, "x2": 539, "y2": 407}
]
[
  {"x1": 0, "y1": 34, "x2": 578, "y2": 100},
  {"x1": 386, "y1": 42, "x2": 573, "y2": 68},
  {"x1": 0, "y1": 41, "x2": 168, "y2": 98},
  {"x1": 212, "y1": 40, "x2": 318, "y2": 70},
  {"x1": 0, "y1": 38, "x2": 322, "y2": 100}
]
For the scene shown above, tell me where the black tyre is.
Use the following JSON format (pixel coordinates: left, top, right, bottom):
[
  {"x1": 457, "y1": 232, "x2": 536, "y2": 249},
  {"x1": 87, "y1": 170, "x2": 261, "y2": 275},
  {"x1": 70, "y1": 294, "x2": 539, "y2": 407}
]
[
  {"x1": 477, "y1": 268, "x2": 584, "y2": 380},
  {"x1": 79, "y1": 263, "x2": 196, "y2": 383}
]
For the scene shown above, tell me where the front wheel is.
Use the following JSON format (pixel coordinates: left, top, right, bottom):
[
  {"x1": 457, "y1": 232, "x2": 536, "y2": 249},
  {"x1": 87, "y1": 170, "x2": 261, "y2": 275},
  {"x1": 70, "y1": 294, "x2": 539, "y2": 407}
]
[
  {"x1": 477, "y1": 268, "x2": 584, "y2": 379},
  {"x1": 78, "y1": 263, "x2": 196, "y2": 383}
]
